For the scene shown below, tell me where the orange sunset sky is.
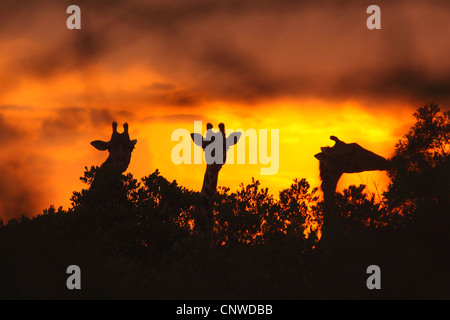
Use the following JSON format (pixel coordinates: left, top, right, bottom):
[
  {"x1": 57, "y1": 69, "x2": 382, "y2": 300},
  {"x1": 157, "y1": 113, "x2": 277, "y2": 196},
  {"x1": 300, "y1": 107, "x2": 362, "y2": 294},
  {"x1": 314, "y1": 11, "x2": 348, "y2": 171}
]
[{"x1": 1, "y1": 0, "x2": 450, "y2": 222}]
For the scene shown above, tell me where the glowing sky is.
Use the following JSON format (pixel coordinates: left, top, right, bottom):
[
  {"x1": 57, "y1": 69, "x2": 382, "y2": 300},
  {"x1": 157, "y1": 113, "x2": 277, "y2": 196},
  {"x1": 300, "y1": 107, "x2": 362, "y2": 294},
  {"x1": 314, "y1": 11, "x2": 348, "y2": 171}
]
[{"x1": 1, "y1": 0, "x2": 449, "y2": 221}]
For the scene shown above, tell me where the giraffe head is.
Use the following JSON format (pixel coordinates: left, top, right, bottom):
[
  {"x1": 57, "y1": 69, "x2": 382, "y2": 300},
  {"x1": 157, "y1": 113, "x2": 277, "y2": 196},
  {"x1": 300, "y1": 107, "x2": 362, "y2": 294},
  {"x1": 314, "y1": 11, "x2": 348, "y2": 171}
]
[
  {"x1": 315, "y1": 136, "x2": 389, "y2": 186},
  {"x1": 190, "y1": 122, "x2": 241, "y2": 171},
  {"x1": 91, "y1": 121, "x2": 137, "y2": 173}
]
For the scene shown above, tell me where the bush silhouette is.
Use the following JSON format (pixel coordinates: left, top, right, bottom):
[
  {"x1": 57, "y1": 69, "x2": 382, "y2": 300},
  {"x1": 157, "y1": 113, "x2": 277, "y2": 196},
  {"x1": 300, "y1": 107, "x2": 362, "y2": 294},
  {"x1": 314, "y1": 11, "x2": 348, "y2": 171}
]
[
  {"x1": 1, "y1": 104, "x2": 449, "y2": 299},
  {"x1": 384, "y1": 103, "x2": 450, "y2": 235}
]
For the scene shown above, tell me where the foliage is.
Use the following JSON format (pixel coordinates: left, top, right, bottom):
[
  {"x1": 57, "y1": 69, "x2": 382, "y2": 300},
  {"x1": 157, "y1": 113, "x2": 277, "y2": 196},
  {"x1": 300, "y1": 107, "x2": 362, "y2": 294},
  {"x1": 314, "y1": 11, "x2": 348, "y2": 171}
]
[
  {"x1": 384, "y1": 103, "x2": 450, "y2": 225},
  {"x1": 1, "y1": 104, "x2": 449, "y2": 299}
]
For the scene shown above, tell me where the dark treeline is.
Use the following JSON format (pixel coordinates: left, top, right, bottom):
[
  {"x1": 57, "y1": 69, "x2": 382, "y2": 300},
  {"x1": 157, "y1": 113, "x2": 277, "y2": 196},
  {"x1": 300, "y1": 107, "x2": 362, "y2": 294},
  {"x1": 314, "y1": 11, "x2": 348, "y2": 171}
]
[{"x1": 0, "y1": 104, "x2": 449, "y2": 299}]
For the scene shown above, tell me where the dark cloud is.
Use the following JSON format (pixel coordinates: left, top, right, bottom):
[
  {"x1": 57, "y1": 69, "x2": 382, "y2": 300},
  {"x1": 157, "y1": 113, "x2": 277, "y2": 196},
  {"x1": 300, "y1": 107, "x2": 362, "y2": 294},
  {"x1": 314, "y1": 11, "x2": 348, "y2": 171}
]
[
  {"x1": 0, "y1": 159, "x2": 46, "y2": 221},
  {"x1": 328, "y1": 66, "x2": 450, "y2": 106},
  {"x1": 39, "y1": 107, "x2": 87, "y2": 143},
  {"x1": 190, "y1": 43, "x2": 312, "y2": 102},
  {"x1": 156, "y1": 90, "x2": 204, "y2": 107},
  {"x1": 0, "y1": 114, "x2": 27, "y2": 146},
  {"x1": 89, "y1": 108, "x2": 115, "y2": 126},
  {"x1": 39, "y1": 107, "x2": 122, "y2": 145},
  {"x1": 13, "y1": 30, "x2": 106, "y2": 80},
  {"x1": 137, "y1": 85, "x2": 205, "y2": 107},
  {"x1": 3, "y1": 0, "x2": 450, "y2": 106},
  {"x1": 146, "y1": 82, "x2": 176, "y2": 91},
  {"x1": 374, "y1": 68, "x2": 450, "y2": 104},
  {"x1": 143, "y1": 113, "x2": 204, "y2": 123},
  {"x1": 0, "y1": 114, "x2": 50, "y2": 221},
  {"x1": 0, "y1": 105, "x2": 34, "y2": 111}
]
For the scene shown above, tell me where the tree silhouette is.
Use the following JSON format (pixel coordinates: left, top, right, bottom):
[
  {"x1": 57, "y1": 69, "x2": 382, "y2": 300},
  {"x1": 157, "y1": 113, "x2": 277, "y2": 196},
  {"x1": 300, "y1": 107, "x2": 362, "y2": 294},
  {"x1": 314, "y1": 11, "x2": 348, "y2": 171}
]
[
  {"x1": 334, "y1": 184, "x2": 387, "y2": 235},
  {"x1": 277, "y1": 178, "x2": 320, "y2": 242},
  {"x1": 385, "y1": 103, "x2": 450, "y2": 229},
  {"x1": 214, "y1": 179, "x2": 274, "y2": 246}
]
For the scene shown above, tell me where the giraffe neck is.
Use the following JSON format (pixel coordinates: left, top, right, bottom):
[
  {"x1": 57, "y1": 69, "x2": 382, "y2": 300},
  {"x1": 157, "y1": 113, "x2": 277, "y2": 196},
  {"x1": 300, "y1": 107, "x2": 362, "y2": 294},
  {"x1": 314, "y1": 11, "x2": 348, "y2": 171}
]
[
  {"x1": 195, "y1": 164, "x2": 221, "y2": 236},
  {"x1": 201, "y1": 165, "x2": 220, "y2": 197},
  {"x1": 319, "y1": 162, "x2": 342, "y2": 240}
]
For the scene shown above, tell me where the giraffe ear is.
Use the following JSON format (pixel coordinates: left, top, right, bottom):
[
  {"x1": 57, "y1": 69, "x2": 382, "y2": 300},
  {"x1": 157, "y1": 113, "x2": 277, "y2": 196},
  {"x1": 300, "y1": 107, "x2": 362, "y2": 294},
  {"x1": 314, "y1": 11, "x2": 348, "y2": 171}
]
[
  {"x1": 191, "y1": 133, "x2": 204, "y2": 148},
  {"x1": 226, "y1": 132, "x2": 241, "y2": 147},
  {"x1": 314, "y1": 152, "x2": 327, "y2": 161},
  {"x1": 131, "y1": 139, "x2": 137, "y2": 147},
  {"x1": 91, "y1": 140, "x2": 110, "y2": 151}
]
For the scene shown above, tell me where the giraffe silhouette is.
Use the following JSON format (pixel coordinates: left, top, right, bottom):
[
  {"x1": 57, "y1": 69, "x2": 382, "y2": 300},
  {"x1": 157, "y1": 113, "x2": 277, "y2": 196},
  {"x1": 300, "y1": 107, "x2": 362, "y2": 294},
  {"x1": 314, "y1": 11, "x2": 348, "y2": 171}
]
[
  {"x1": 90, "y1": 121, "x2": 137, "y2": 177},
  {"x1": 314, "y1": 136, "x2": 389, "y2": 240},
  {"x1": 190, "y1": 122, "x2": 241, "y2": 238}
]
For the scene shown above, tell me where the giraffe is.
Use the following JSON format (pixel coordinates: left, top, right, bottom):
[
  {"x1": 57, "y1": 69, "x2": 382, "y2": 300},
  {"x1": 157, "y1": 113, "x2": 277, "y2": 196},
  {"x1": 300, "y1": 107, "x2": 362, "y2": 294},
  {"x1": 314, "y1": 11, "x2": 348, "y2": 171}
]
[
  {"x1": 190, "y1": 122, "x2": 241, "y2": 238},
  {"x1": 314, "y1": 136, "x2": 389, "y2": 240},
  {"x1": 90, "y1": 121, "x2": 137, "y2": 177}
]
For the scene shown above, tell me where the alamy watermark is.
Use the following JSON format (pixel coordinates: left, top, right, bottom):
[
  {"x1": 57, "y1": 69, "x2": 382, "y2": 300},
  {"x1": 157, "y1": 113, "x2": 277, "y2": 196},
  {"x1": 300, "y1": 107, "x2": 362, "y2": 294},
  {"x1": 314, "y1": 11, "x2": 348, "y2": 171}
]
[
  {"x1": 171, "y1": 121, "x2": 279, "y2": 175},
  {"x1": 66, "y1": 5, "x2": 381, "y2": 31}
]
